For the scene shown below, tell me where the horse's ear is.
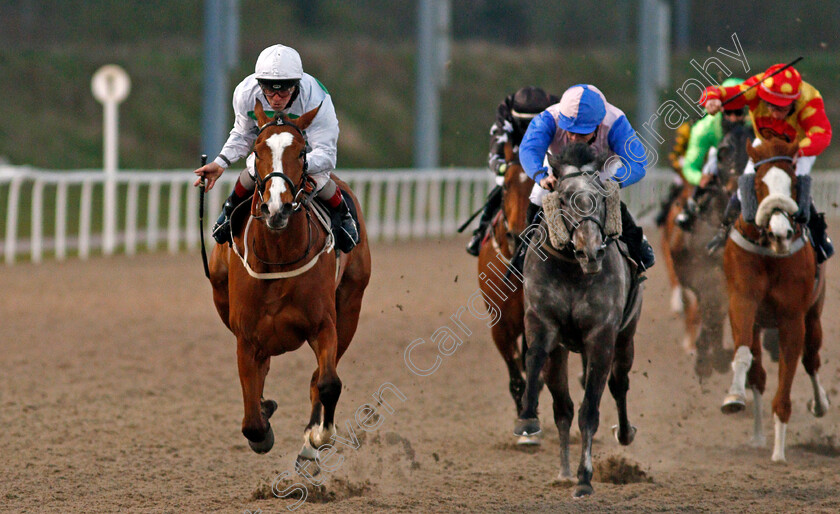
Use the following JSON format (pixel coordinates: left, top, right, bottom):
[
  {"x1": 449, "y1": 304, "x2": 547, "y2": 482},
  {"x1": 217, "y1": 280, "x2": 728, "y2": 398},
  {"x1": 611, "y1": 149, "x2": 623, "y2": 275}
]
[
  {"x1": 295, "y1": 103, "x2": 322, "y2": 131},
  {"x1": 746, "y1": 138, "x2": 759, "y2": 163},
  {"x1": 547, "y1": 153, "x2": 563, "y2": 174},
  {"x1": 785, "y1": 138, "x2": 800, "y2": 158},
  {"x1": 254, "y1": 101, "x2": 270, "y2": 126}
]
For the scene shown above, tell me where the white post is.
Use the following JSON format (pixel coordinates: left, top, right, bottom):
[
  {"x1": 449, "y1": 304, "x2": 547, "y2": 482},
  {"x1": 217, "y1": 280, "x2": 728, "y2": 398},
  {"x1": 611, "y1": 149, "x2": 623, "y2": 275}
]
[{"x1": 91, "y1": 65, "x2": 131, "y2": 256}]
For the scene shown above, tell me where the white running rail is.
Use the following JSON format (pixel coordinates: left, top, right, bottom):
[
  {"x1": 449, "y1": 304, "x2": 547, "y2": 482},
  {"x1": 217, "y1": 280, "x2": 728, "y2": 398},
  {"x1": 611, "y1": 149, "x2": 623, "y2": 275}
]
[{"x1": 1, "y1": 165, "x2": 839, "y2": 264}]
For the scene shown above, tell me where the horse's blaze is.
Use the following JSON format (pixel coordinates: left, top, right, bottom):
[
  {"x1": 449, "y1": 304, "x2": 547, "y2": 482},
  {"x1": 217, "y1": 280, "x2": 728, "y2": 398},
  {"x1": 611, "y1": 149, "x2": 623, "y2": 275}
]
[{"x1": 264, "y1": 132, "x2": 295, "y2": 215}]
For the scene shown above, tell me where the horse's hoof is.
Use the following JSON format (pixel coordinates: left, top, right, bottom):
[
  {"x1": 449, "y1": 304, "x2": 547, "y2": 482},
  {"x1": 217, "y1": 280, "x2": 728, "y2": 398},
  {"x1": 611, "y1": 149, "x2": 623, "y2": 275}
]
[
  {"x1": 261, "y1": 399, "x2": 278, "y2": 420},
  {"x1": 721, "y1": 394, "x2": 746, "y2": 414},
  {"x1": 295, "y1": 453, "x2": 321, "y2": 477},
  {"x1": 612, "y1": 424, "x2": 637, "y2": 446},
  {"x1": 553, "y1": 470, "x2": 574, "y2": 485},
  {"x1": 573, "y1": 483, "x2": 594, "y2": 498},
  {"x1": 514, "y1": 418, "x2": 541, "y2": 437},
  {"x1": 247, "y1": 423, "x2": 275, "y2": 454},
  {"x1": 807, "y1": 398, "x2": 828, "y2": 418},
  {"x1": 749, "y1": 435, "x2": 767, "y2": 448},
  {"x1": 694, "y1": 355, "x2": 713, "y2": 379},
  {"x1": 681, "y1": 336, "x2": 696, "y2": 355},
  {"x1": 516, "y1": 434, "x2": 542, "y2": 446}
]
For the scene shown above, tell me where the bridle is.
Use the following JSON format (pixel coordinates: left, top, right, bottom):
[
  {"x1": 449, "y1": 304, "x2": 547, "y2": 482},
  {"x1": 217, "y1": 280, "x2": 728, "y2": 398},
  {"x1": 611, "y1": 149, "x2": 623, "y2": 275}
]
[
  {"x1": 245, "y1": 116, "x2": 322, "y2": 267},
  {"x1": 554, "y1": 170, "x2": 611, "y2": 251},
  {"x1": 747, "y1": 154, "x2": 798, "y2": 240},
  {"x1": 252, "y1": 116, "x2": 316, "y2": 218}
]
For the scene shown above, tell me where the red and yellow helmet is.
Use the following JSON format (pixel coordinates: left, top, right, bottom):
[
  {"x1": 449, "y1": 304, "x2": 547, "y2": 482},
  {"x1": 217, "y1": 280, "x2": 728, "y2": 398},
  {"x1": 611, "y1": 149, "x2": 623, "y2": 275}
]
[{"x1": 758, "y1": 63, "x2": 802, "y2": 106}]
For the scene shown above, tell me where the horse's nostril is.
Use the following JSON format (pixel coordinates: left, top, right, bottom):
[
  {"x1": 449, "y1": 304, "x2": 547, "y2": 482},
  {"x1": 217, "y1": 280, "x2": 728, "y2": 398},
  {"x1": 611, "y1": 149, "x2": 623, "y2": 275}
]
[
  {"x1": 260, "y1": 204, "x2": 270, "y2": 217},
  {"x1": 596, "y1": 248, "x2": 605, "y2": 258},
  {"x1": 575, "y1": 250, "x2": 585, "y2": 259},
  {"x1": 787, "y1": 229, "x2": 793, "y2": 239}
]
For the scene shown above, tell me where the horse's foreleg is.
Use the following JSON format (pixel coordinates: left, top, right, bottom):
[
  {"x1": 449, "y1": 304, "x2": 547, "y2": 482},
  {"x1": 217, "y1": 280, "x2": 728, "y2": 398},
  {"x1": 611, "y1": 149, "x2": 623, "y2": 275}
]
[
  {"x1": 771, "y1": 315, "x2": 806, "y2": 462},
  {"x1": 683, "y1": 291, "x2": 700, "y2": 355},
  {"x1": 745, "y1": 325, "x2": 767, "y2": 447},
  {"x1": 307, "y1": 324, "x2": 341, "y2": 450},
  {"x1": 609, "y1": 332, "x2": 636, "y2": 446},
  {"x1": 490, "y1": 320, "x2": 527, "y2": 416},
  {"x1": 574, "y1": 337, "x2": 614, "y2": 498},
  {"x1": 544, "y1": 347, "x2": 573, "y2": 480},
  {"x1": 237, "y1": 339, "x2": 274, "y2": 454},
  {"x1": 514, "y1": 311, "x2": 555, "y2": 439},
  {"x1": 722, "y1": 294, "x2": 757, "y2": 413},
  {"x1": 803, "y1": 306, "x2": 829, "y2": 417}
]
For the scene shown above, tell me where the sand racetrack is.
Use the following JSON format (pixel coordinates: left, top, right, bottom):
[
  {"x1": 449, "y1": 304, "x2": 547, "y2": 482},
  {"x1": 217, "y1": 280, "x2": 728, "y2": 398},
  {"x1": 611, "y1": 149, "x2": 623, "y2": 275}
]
[{"x1": 2, "y1": 230, "x2": 840, "y2": 513}]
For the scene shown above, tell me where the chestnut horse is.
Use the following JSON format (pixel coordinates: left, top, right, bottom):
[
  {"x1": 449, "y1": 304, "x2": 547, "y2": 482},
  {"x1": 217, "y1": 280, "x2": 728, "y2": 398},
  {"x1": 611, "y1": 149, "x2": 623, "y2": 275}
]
[
  {"x1": 661, "y1": 123, "x2": 751, "y2": 377},
  {"x1": 208, "y1": 102, "x2": 371, "y2": 466},
  {"x1": 720, "y1": 137, "x2": 828, "y2": 462},
  {"x1": 476, "y1": 144, "x2": 535, "y2": 440}
]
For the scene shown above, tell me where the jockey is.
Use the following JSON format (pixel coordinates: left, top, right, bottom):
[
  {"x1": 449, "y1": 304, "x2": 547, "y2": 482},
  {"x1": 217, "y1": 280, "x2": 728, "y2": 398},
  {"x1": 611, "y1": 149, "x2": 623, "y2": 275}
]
[
  {"x1": 653, "y1": 119, "x2": 692, "y2": 226},
  {"x1": 466, "y1": 86, "x2": 558, "y2": 256},
  {"x1": 675, "y1": 77, "x2": 750, "y2": 229},
  {"x1": 193, "y1": 44, "x2": 359, "y2": 252},
  {"x1": 702, "y1": 63, "x2": 834, "y2": 262},
  {"x1": 514, "y1": 84, "x2": 656, "y2": 272}
]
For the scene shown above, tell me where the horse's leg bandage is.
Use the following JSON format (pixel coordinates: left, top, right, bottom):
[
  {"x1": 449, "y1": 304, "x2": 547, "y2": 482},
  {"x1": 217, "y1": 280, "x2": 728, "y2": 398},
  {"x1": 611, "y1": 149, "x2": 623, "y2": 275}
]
[{"x1": 728, "y1": 345, "x2": 753, "y2": 400}]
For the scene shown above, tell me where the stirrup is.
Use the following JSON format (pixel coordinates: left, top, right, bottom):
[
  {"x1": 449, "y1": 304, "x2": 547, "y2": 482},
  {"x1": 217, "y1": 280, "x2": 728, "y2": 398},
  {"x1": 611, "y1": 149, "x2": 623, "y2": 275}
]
[
  {"x1": 466, "y1": 229, "x2": 483, "y2": 256},
  {"x1": 212, "y1": 206, "x2": 233, "y2": 245},
  {"x1": 706, "y1": 226, "x2": 730, "y2": 255},
  {"x1": 334, "y1": 213, "x2": 359, "y2": 253},
  {"x1": 816, "y1": 236, "x2": 834, "y2": 263},
  {"x1": 212, "y1": 220, "x2": 232, "y2": 245}
]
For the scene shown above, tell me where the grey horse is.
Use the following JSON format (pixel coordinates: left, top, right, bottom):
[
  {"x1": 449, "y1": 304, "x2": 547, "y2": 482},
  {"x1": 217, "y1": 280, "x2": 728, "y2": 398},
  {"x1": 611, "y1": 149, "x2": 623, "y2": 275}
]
[{"x1": 513, "y1": 143, "x2": 643, "y2": 497}]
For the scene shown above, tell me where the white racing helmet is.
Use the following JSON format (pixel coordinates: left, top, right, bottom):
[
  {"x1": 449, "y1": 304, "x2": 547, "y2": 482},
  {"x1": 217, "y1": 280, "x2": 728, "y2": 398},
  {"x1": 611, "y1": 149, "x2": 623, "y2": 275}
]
[{"x1": 255, "y1": 44, "x2": 303, "y2": 81}]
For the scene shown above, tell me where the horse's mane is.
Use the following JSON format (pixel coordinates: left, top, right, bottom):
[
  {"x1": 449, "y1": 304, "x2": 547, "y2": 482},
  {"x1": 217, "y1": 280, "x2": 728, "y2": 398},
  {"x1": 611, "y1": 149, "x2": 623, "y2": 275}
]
[{"x1": 548, "y1": 143, "x2": 608, "y2": 173}]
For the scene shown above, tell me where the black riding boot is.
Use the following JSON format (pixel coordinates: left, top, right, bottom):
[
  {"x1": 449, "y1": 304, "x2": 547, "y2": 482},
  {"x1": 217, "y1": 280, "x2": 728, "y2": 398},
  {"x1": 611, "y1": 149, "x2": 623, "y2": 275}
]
[
  {"x1": 466, "y1": 185, "x2": 503, "y2": 256},
  {"x1": 508, "y1": 202, "x2": 542, "y2": 276},
  {"x1": 807, "y1": 204, "x2": 834, "y2": 263},
  {"x1": 619, "y1": 202, "x2": 655, "y2": 270},
  {"x1": 706, "y1": 194, "x2": 741, "y2": 255},
  {"x1": 330, "y1": 196, "x2": 360, "y2": 253},
  {"x1": 213, "y1": 188, "x2": 250, "y2": 245}
]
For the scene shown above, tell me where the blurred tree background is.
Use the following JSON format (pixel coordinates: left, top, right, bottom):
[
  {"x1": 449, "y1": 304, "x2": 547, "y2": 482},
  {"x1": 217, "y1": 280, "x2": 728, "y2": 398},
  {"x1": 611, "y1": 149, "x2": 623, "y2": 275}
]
[{"x1": 1, "y1": 0, "x2": 839, "y2": 169}]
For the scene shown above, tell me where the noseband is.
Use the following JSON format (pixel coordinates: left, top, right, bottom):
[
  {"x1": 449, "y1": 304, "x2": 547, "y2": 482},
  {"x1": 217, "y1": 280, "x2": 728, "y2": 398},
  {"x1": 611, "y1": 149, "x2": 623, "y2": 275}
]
[
  {"x1": 750, "y1": 154, "x2": 797, "y2": 240},
  {"x1": 252, "y1": 116, "x2": 314, "y2": 217}
]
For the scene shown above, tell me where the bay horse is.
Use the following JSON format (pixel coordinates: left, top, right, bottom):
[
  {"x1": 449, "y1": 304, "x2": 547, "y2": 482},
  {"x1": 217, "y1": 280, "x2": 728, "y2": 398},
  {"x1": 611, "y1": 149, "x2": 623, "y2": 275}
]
[
  {"x1": 476, "y1": 143, "x2": 535, "y2": 439},
  {"x1": 208, "y1": 101, "x2": 371, "y2": 467},
  {"x1": 661, "y1": 122, "x2": 751, "y2": 377},
  {"x1": 513, "y1": 143, "x2": 642, "y2": 497},
  {"x1": 720, "y1": 137, "x2": 828, "y2": 462}
]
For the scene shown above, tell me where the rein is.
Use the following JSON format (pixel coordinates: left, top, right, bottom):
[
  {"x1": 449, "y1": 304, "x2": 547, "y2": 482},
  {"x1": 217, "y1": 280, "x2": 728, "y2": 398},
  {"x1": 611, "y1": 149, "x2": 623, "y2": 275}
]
[
  {"x1": 232, "y1": 204, "x2": 335, "y2": 280},
  {"x1": 230, "y1": 114, "x2": 334, "y2": 279},
  {"x1": 752, "y1": 155, "x2": 794, "y2": 168}
]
